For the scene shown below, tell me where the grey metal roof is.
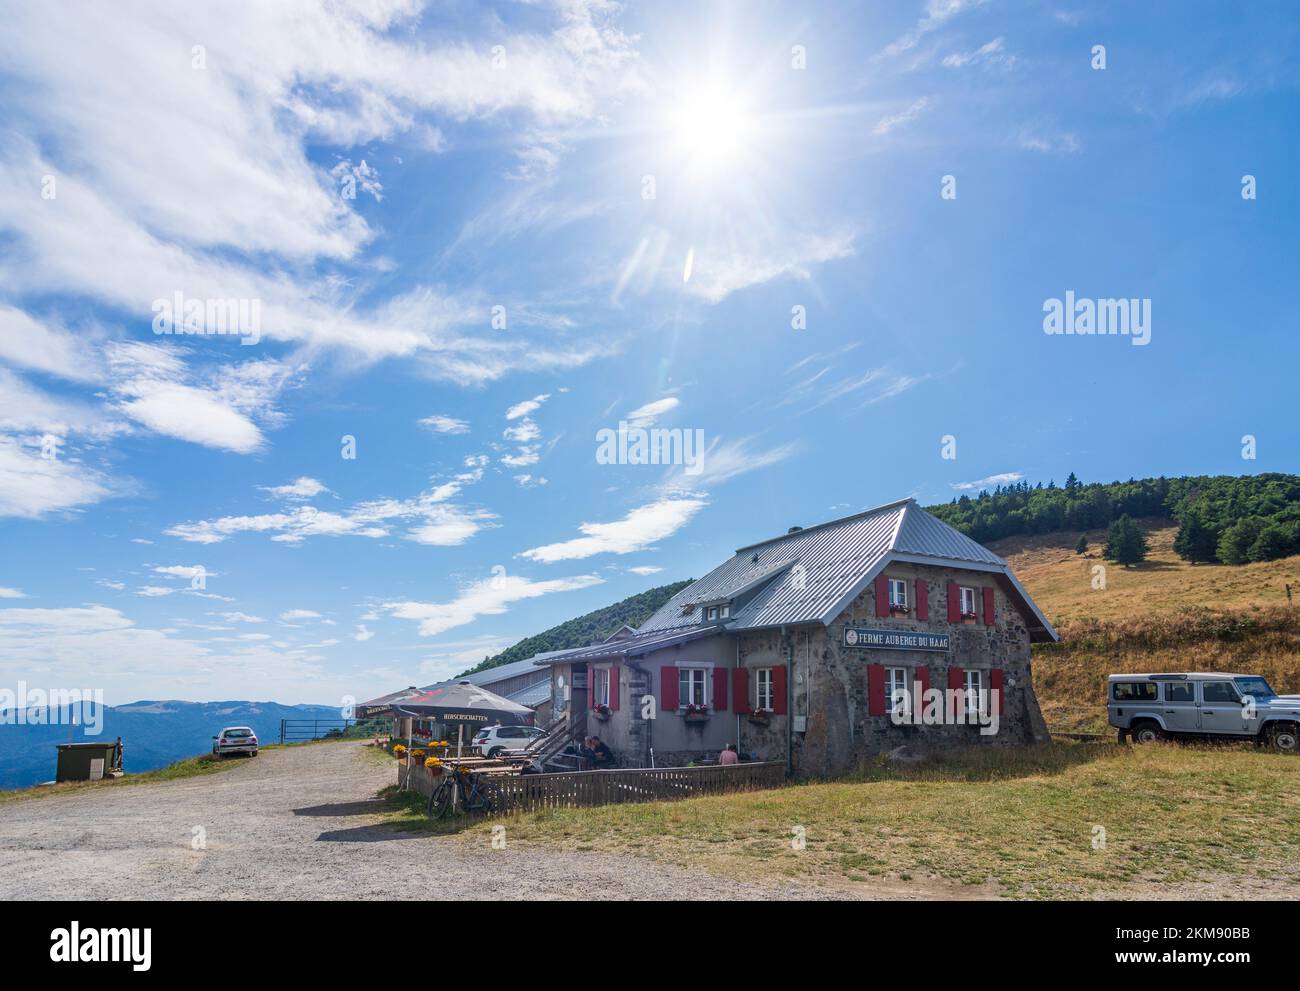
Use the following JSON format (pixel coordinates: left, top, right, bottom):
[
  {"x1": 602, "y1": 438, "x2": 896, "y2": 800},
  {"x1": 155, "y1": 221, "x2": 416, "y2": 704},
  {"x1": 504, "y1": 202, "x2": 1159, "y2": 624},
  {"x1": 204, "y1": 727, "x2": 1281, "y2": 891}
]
[
  {"x1": 530, "y1": 625, "x2": 721, "y2": 663},
  {"x1": 636, "y1": 498, "x2": 1058, "y2": 642},
  {"x1": 459, "y1": 656, "x2": 550, "y2": 686}
]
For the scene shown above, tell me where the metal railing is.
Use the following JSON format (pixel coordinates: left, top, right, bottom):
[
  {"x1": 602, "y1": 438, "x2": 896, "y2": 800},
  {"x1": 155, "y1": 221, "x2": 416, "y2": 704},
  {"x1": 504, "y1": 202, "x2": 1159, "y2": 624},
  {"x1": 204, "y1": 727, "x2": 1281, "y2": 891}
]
[{"x1": 279, "y1": 718, "x2": 355, "y2": 744}]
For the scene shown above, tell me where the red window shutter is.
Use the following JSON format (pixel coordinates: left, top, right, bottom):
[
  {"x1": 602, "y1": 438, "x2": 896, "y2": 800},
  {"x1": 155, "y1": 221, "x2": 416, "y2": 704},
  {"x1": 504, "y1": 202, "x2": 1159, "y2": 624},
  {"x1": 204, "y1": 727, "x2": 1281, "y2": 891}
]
[
  {"x1": 608, "y1": 664, "x2": 620, "y2": 711},
  {"x1": 990, "y1": 669, "x2": 1004, "y2": 714},
  {"x1": 948, "y1": 666, "x2": 964, "y2": 691},
  {"x1": 732, "y1": 668, "x2": 751, "y2": 714},
  {"x1": 867, "y1": 663, "x2": 886, "y2": 716},
  {"x1": 660, "y1": 666, "x2": 678, "y2": 712},
  {"x1": 588, "y1": 670, "x2": 595, "y2": 710},
  {"x1": 916, "y1": 665, "x2": 930, "y2": 696},
  {"x1": 915, "y1": 580, "x2": 929, "y2": 621},
  {"x1": 947, "y1": 582, "x2": 960, "y2": 622},
  {"x1": 875, "y1": 574, "x2": 890, "y2": 617},
  {"x1": 712, "y1": 668, "x2": 728, "y2": 711},
  {"x1": 771, "y1": 666, "x2": 788, "y2": 715},
  {"x1": 982, "y1": 586, "x2": 996, "y2": 626}
]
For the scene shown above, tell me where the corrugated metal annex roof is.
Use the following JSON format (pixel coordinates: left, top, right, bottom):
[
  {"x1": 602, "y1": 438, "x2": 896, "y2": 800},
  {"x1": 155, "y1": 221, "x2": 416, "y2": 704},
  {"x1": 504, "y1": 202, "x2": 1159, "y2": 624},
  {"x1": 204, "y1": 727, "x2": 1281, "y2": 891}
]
[
  {"x1": 459, "y1": 656, "x2": 550, "y2": 686},
  {"x1": 530, "y1": 624, "x2": 720, "y2": 664},
  {"x1": 636, "y1": 498, "x2": 1058, "y2": 642}
]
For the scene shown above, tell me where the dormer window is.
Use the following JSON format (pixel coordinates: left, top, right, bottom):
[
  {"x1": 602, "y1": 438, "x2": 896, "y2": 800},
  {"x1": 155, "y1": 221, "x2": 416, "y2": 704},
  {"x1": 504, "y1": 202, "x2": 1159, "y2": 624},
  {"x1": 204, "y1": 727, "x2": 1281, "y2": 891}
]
[
  {"x1": 719, "y1": 603, "x2": 730, "y2": 619},
  {"x1": 706, "y1": 606, "x2": 719, "y2": 621},
  {"x1": 888, "y1": 578, "x2": 908, "y2": 612}
]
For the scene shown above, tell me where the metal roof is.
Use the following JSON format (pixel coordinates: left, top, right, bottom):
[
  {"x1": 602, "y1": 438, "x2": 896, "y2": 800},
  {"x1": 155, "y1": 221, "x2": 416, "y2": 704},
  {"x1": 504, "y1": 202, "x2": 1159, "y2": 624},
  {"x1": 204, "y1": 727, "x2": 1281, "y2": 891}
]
[
  {"x1": 636, "y1": 498, "x2": 1059, "y2": 642},
  {"x1": 504, "y1": 680, "x2": 554, "y2": 708},
  {"x1": 530, "y1": 624, "x2": 721, "y2": 663},
  {"x1": 458, "y1": 656, "x2": 551, "y2": 686}
]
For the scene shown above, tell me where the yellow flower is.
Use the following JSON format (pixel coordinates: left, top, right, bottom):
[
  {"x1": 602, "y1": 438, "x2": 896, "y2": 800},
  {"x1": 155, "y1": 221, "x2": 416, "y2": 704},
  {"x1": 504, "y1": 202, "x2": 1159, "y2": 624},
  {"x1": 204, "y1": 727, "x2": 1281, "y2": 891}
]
[{"x1": 424, "y1": 757, "x2": 442, "y2": 768}]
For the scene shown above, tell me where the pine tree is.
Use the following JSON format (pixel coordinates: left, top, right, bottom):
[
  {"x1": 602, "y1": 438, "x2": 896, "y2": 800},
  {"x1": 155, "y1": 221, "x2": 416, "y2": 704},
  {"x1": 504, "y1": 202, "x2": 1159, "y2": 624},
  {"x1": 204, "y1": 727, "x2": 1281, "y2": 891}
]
[
  {"x1": 1104, "y1": 514, "x2": 1147, "y2": 566},
  {"x1": 1217, "y1": 518, "x2": 1262, "y2": 565},
  {"x1": 1173, "y1": 508, "x2": 1217, "y2": 564},
  {"x1": 1074, "y1": 534, "x2": 1088, "y2": 555}
]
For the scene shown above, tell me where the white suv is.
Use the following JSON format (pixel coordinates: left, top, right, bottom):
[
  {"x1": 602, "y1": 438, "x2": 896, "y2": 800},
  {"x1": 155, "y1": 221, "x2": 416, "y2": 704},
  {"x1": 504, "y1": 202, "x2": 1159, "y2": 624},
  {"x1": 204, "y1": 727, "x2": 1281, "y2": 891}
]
[{"x1": 473, "y1": 724, "x2": 546, "y2": 758}]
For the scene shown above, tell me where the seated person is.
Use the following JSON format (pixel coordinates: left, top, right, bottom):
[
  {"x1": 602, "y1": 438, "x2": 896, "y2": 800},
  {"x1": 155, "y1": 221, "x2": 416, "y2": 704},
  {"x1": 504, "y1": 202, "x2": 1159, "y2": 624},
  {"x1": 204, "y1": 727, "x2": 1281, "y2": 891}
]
[
  {"x1": 588, "y1": 735, "x2": 614, "y2": 768},
  {"x1": 719, "y1": 743, "x2": 739, "y2": 765}
]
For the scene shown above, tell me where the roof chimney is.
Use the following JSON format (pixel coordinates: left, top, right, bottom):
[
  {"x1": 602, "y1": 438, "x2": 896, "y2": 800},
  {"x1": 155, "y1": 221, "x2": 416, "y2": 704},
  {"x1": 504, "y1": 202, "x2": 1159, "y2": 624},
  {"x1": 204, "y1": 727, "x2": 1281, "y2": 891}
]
[{"x1": 788, "y1": 525, "x2": 803, "y2": 533}]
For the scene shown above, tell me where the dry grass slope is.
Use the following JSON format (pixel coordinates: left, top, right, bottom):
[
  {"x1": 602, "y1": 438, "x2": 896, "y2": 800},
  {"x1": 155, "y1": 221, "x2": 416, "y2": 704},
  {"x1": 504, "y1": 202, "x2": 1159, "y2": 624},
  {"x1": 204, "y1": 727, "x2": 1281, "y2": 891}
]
[{"x1": 989, "y1": 520, "x2": 1300, "y2": 734}]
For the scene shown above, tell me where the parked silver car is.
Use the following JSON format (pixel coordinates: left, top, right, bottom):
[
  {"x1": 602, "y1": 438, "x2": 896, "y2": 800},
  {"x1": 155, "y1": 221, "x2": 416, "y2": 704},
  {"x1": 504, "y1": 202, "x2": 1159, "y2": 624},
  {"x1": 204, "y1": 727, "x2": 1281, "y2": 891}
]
[
  {"x1": 212, "y1": 726, "x2": 259, "y2": 757},
  {"x1": 1109, "y1": 672, "x2": 1299, "y2": 752}
]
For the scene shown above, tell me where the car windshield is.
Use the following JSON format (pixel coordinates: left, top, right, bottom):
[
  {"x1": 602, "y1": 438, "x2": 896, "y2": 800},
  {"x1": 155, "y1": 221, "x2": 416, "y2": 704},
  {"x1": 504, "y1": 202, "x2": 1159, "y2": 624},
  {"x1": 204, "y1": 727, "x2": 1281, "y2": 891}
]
[{"x1": 1233, "y1": 677, "x2": 1276, "y2": 699}]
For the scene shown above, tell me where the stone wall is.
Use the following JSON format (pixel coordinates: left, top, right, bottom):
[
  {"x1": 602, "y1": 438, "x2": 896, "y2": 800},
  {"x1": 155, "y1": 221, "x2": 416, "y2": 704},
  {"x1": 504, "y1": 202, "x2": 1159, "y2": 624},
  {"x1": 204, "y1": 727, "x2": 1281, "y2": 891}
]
[{"x1": 736, "y1": 562, "x2": 1049, "y2": 777}]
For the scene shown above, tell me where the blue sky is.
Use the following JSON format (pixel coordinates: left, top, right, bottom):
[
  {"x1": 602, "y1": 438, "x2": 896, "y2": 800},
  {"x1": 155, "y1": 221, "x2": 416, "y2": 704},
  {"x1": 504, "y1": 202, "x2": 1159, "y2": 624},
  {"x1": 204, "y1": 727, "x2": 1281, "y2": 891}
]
[{"x1": 0, "y1": 0, "x2": 1296, "y2": 705}]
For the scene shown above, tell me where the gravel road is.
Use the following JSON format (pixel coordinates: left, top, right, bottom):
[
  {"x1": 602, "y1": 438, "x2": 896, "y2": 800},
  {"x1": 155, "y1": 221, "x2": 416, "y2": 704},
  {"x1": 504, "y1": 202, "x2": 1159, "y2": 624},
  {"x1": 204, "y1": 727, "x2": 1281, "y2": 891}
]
[{"x1": 0, "y1": 741, "x2": 836, "y2": 901}]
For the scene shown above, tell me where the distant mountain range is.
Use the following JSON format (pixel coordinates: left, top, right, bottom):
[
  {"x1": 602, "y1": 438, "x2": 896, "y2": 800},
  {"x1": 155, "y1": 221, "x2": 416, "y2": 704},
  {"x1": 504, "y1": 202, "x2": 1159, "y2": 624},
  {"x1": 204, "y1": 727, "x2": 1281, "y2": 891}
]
[{"x1": 0, "y1": 699, "x2": 342, "y2": 790}]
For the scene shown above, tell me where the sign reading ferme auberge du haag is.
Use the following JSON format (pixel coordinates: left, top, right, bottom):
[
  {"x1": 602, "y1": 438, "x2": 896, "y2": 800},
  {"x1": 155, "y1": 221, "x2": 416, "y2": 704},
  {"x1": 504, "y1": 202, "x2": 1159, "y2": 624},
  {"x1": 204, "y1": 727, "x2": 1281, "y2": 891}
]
[{"x1": 842, "y1": 627, "x2": 951, "y2": 652}]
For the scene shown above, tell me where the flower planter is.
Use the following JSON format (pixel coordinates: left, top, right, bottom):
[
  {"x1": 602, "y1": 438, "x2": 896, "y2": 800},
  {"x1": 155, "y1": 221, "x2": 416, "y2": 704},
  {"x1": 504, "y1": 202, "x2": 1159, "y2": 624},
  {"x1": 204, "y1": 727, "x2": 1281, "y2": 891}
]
[
  {"x1": 747, "y1": 713, "x2": 771, "y2": 726},
  {"x1": 592, "y1": 710, "x2": 610, "y2": 722},
  {"x1": 683, "y1": 712, "x2": 710, "y2": 724}
]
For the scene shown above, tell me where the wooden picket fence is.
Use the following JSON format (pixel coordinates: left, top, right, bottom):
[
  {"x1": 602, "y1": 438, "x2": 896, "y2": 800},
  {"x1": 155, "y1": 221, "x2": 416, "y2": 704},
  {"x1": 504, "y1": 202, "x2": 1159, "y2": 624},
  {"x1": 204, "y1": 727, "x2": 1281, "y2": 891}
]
[{"x1": 398, "y1": 760, "x2": 786, "y2": 813}]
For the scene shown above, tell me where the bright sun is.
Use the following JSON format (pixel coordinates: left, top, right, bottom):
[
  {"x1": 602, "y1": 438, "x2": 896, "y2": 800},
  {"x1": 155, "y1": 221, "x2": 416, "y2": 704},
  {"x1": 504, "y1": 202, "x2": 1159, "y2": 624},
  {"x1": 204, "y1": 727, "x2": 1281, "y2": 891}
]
[{"x1": 667, "y1": 80, "x2": 756, "y2": 175}]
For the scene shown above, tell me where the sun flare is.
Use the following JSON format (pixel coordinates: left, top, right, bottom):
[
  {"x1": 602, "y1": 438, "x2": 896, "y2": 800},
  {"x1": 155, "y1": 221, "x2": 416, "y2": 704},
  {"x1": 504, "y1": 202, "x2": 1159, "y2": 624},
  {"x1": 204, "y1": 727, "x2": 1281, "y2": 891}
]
[{"x1": 666, "y1": 79, "x2": 756, "y2": 174}]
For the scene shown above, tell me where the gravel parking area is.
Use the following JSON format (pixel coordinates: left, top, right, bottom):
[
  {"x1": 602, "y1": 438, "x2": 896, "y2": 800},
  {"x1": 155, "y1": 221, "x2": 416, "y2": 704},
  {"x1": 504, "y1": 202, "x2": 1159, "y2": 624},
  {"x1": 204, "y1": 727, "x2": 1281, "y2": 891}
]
[{"x1": 0, "y1": 741, "x2": 837, "y2": 900}]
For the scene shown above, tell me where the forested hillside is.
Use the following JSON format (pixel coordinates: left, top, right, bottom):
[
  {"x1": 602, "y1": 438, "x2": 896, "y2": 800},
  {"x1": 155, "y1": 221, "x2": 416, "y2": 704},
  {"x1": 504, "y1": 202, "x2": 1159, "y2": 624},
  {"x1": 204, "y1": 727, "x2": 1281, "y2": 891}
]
[
  {"x1": 458, "y1": 580, "x2": 692, "y2": 676},
  {"x1": 927, "y1": 473, "x2": 1300, "y2": 564}
]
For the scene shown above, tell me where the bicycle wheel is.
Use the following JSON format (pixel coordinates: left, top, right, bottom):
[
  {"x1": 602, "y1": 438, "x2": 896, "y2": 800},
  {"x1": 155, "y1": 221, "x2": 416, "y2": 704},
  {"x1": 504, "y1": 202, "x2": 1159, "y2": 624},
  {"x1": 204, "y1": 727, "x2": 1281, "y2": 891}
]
[
  {"x1": 427, "y1": 777, "x2": 456, "y2": 819},
  {"x1": 471, "y1": 776, "x2": 505, "y2": 814}
]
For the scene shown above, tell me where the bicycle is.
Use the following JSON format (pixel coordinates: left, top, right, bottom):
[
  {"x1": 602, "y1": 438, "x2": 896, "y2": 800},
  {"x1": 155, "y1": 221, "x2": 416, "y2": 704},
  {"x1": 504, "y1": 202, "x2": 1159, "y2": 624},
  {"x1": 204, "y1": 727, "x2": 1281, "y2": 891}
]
[{"x1": 426, "y1": 765, "x2": 504, "y2": 818}]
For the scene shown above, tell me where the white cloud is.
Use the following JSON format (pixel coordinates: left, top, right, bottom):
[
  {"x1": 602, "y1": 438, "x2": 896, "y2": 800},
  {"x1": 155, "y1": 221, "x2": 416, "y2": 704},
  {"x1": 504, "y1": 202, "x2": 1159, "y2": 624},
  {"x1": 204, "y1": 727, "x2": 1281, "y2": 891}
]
[
  {"x1": 682, "y1": 231, "x2": 856, "y2": 304},
  {"x1": 385, "y1": 572, "x2": 604, "y2": 638},
  {"x1": 152, "y1": 565, "x2": 210, "y2": 581},
  {"x1": 0, "y1": 587, "x2": 26, "y2": 599},
  {"x1": 261, "y1": 477, "x2": 329, "y2": 500},
  {"x1": 0, "y1": 2, "x2": 640, "y2": 380},
  {"x1": 136, "y1": 586, "x2": 175, "y2": 597},
  {"x1": 0, "y1": 305, "x2": 101, "y2": 382},
  {"x1": 942, "y1": 37, "x2": 1014, "y2": 69},
  {"x1": 520, "y1": 497, "x2": 707, "y2": 562},
  {"x1": 626, "y1": 566, "x2": 662, "y2": 576},
  {"x1": 873, "y1": 98, "x2": 931, "y2": 136},
  {"x1": 167, "y1": 476, "x2": 494, "y2": 547},
  {"x1": 662, "y1": 436, "x2": 801, "y2": 489},
  {"x1": 951, "y1": 472, "x2": 1024, "y2": 491},
  {"x1": 506, "y1": 394, "x2": 551, "y2": 420},
  {"x1": 1019, "y1": 131, "x2": 1081, "y2": 155},
  {"x1": 354, "y1": 624, "x2": 375, "y2": 642},
  {"x1": 503, "y1": 419, "x2": 541, "y2": 443},
  {"x1": 881, "y1": 0, "x2": 988, "y2": 57},
  {"x1": 623, "y1": 397, "x2": 678, "y2": 428},
  {"x1": 221, "y1": 612, "x2": 265, "y2": 623},
  {"x1": 0, "y1": 434, "x2": 112, "y2": 519},
  {"x1": 280, "y1": 610, "x2": 322, "y2": 621},
  {"x1": 419, "y1": 415, "x2": 470, "y2": 435}
]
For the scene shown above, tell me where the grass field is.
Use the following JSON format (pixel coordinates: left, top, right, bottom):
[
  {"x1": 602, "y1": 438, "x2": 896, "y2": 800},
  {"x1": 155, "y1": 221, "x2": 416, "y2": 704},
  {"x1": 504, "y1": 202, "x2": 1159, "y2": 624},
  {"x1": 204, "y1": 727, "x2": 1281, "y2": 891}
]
[{"x1": 379, "y1": 741, "x2": 1300, "y2": 899}]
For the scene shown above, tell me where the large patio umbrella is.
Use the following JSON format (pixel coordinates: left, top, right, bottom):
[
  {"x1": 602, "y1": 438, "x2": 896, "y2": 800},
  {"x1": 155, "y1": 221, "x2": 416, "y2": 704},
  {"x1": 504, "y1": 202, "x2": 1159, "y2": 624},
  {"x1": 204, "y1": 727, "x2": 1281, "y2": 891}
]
[
  {"x1": 392, "y1": 680, "x2": 534, "y2": 758},
  {"x1": 393, "y1": 680, "x2": 534, "y2": 728}
]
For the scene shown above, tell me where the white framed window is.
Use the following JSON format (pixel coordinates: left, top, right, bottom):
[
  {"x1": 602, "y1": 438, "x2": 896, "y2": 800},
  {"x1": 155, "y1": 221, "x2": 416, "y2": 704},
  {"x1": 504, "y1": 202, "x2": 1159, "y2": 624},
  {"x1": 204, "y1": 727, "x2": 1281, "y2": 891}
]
[
  {"x1": 678, "y1": 667, "x2": 708, "y2": 708},
  {"x1": 756, "y1": 668, "x2": 774, "y2": 711},
  {"x1": 959, "y1": 586, "x2": 977, "y2": 616},
  {"x1": 964, "y1": 669, "x2": 984, "y2": 715},
  {"x1": 719, "y1": 603, "x2": 730, "y2": 619},
  {"x1": 888, "y1": 578, "x2": 908, "y2": 609},
  {"x1": 885, "y1": 667, "x2": 909, "y2": 714},
  {"x1": 593, "y1": 667, "x2": 610, "y2": 706},
  {"x1": 706, "y1": 606, "x2": 719, "y2": 621}
]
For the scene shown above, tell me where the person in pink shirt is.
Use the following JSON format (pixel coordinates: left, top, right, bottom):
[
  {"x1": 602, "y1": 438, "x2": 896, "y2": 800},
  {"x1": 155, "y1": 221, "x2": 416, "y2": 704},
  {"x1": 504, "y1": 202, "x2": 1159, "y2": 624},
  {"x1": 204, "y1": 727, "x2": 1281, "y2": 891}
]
[{"x1": 719, "y1": 743, "x2": 739, "y2": 765}]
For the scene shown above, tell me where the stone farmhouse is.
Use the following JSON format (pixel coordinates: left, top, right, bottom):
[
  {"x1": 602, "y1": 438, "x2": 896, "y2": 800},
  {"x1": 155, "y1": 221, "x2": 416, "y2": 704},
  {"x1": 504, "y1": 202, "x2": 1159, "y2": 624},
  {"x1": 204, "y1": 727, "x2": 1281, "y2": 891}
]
[{"x1": 536, "y1": 498, "x2": 1059, "y2": 776}]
